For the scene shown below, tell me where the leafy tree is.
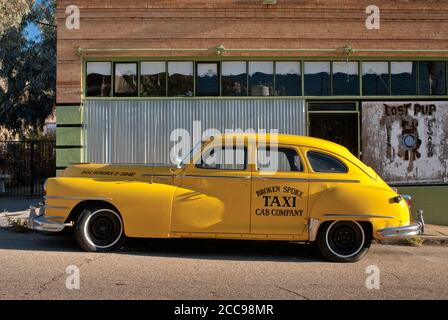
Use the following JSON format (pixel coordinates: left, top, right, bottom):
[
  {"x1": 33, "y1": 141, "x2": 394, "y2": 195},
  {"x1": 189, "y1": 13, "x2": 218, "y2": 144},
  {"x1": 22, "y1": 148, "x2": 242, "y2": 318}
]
[
  {"x1": 0, "y1": 0, "x2": 56, "y2": 139},
  {"x1": 0, "y1": 0, "x2": 33, "y2": 37}
]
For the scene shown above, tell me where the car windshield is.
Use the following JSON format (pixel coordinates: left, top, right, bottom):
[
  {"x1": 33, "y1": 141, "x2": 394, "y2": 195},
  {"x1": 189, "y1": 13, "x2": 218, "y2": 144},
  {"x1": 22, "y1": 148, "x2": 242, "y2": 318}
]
[{"x1": 180, "y1": 141, "x2": 203, "y2": 166}]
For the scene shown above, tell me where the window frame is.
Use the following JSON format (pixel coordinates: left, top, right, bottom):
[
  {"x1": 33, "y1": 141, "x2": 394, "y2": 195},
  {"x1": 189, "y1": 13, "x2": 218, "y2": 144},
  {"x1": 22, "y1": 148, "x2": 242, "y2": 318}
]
[
  {"x1": 139, "y1": 61, "x2": 167, "y2": 97},
  {"x1": 221, "y1": 61, "x2": 248, "y2": 97},
  {"x1": 306, "y1": 150, "x2": 349, "y2": 174},
  {"x1": 274, "y1": 61, "x2": 302, "y2": 96},
  {"x1": 195, "y1": 145, "x2": 248, "y2": 171},
  {"x1": 113, "y1": 61, "x2": 139, "y2": 97},
  {"x1": 84, "y1": 59, "x2": 448, "y2": 99},
  {"x1": 195, "y1": 61, "x2": 220, "y2": 97},
  {"x1": 304, "y1": 61, "x2": 331, "y2": 96},
  {"x1": 85, "y1": 61, "x2": 113, "y2": 97},
  {"x1": 390, "y1": 61, "x2": 418, "y2": 96},
  {"x1": 417, "y1": 61, "x2": 447, "y2": 96},
  {"x1": 167, "y1": 61, "x2": 195, "y2": 97},
  {"x1": 361, "y1": 61, "x2": 391, "y2": 96},
  {"x1": 256, "y1": 145, "x2": 304, "y2": 173},
  {"x1": 248, "y1": 61, "x2": 275, "y2": 96},
  {"x1": 331, "y1": 61, "x2": 360, "y2": 96}
]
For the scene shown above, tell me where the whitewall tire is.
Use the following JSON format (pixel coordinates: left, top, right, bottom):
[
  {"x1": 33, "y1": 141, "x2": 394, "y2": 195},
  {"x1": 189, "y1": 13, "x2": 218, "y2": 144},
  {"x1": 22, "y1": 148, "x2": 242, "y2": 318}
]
[
  {"x1": 317, "y1": 220, "x2": 371, "y2": 262},
  {"x1": 75, "y1": 207, "x2": 125, "y2": 252}
]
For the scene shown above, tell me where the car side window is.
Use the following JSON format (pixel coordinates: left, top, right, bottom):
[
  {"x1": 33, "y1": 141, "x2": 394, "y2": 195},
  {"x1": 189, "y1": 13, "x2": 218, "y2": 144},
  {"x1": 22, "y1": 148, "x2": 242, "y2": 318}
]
[
  {"x1": 196, "y1": 146, "x2": 247, "y2": 170},
  {"x1": 307, "y1": 151, "x2": 348, "y2": 173},
  {"x1": 257, "y1": 147, "x2": 303, "y2": 172}
]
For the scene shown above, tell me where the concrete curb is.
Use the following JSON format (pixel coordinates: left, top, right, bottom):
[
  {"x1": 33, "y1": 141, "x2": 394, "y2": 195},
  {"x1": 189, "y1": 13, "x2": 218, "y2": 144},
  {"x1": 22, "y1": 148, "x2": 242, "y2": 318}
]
[{"x1": 377, "y1": 236, "x2": 448, "y2": 247}]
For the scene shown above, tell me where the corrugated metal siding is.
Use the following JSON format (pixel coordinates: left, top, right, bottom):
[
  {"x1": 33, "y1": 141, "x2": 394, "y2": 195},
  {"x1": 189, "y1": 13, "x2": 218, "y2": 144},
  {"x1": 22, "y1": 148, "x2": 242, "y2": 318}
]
[{"x1": 83, "y1": 99, "x2": 305, "y2": 164}]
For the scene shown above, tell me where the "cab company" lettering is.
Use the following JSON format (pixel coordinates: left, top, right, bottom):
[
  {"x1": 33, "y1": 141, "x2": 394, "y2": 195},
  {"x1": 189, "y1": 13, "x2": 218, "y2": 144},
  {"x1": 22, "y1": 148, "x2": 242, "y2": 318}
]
[{"x1": 254, "y1": 185, "x2": 304, "y2": 217}]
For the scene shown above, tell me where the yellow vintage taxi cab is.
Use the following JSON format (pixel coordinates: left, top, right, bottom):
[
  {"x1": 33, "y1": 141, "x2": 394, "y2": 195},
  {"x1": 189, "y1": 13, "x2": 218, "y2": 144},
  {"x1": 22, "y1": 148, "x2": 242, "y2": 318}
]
[{"x1": 27, "y1": 134, "x2": 424, "y2": 262}]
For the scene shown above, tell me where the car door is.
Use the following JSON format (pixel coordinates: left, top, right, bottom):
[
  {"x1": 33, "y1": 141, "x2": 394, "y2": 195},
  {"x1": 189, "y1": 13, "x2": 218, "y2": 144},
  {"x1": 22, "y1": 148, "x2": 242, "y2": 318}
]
[
  {"x1": 250, "y1": 145, "x2": 309, "y2": 236},
  {"x1": 171, "y1": 142, "x2": 252, "y2": 234},
  {"x1": 302, "y1": 147, "x2": 354, "y2": 218}
]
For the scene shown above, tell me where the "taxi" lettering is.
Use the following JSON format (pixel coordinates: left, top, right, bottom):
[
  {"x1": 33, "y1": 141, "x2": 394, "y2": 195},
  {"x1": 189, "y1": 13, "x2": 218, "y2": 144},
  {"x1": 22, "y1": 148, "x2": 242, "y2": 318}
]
[{"x1": 263, "y1": 196, "x2": 296, "y2": 208}]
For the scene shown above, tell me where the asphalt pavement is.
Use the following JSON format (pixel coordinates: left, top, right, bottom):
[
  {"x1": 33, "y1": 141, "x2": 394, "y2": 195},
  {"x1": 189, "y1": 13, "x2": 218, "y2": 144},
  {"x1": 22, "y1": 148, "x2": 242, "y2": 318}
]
[{"x1": 0, "y1": 226, "x2": 447, "y2": 300}]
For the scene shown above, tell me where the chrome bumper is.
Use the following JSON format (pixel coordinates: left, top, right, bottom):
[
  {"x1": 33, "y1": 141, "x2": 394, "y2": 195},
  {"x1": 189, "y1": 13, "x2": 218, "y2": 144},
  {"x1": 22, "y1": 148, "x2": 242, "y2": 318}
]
[
  {"x1": 378, "y1": 223, "x2": 423, "y2": 238},
  {"x1": 27, "y1": 206, "x2": 72, "y2": 232},
  {"x1": 378, "y1": 209, "x2": 425, "y2": 239}
]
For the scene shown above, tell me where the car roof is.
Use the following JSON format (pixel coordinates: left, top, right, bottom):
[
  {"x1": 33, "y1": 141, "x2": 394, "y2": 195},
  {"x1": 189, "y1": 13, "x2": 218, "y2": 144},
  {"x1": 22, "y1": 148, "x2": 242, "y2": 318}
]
[
  {"x1": 212, "y1": 133, "x2": 350, "y2": 155},
  {"x1": 212, "y1": 133, "x2": 378, "y2": 180}
]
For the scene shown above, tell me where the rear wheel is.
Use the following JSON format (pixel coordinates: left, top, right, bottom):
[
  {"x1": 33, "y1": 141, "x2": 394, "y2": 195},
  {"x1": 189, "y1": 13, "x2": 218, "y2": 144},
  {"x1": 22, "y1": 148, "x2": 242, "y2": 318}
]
[
  {"x1": 317, "y1": 221, "x2": 370, "y2": 262},
  {"x1": 74, "y1": 207, "x2": 125, "y2": 252}
]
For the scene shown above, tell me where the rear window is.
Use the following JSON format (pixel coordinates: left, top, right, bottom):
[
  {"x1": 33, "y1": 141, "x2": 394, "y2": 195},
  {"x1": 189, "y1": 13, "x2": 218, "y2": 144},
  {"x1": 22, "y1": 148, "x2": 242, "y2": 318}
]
[{"x1": 307, "y1": 151, "x2": 348, "y2": 173}]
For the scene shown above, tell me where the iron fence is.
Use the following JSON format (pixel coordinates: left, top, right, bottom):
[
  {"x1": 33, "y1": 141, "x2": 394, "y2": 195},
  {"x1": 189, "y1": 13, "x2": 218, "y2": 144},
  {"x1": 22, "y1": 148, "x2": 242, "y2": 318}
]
[{"x1": 0, "y1": 140, "x2": 56, "y2": 197}]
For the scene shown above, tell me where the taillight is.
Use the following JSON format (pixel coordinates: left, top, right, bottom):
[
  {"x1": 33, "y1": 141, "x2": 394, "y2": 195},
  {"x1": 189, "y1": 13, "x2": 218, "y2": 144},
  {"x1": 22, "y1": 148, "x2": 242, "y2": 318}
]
[{"x1": 402, "y1": 194, "x2": 412, "y2": 211}]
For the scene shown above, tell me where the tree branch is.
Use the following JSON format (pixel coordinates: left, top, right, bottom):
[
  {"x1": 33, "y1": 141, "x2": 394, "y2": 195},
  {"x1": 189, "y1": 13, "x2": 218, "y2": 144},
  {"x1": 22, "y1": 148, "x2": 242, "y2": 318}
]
[{"x1": 36, "y1": 21, "x2": 57, "y2": 28}]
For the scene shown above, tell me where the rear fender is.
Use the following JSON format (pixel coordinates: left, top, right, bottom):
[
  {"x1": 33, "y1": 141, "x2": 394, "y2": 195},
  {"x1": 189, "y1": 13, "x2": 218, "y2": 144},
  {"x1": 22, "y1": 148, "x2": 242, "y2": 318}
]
[{"x1": 308, "y1": 184, "x2": 410, "y2": 240}]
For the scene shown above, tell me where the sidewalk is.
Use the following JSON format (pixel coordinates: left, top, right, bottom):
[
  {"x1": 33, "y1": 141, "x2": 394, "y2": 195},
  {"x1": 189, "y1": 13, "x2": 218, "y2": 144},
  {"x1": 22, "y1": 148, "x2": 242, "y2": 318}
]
[
  {"x1": 422, "y1": 224, "x2": 448, "y2": 239},
  {"x1": 0, "y1": 198, "x2": 39, "y2": 228},
  {"x1": 0, "y1": 198, "x2": 40, "y2": 213}
]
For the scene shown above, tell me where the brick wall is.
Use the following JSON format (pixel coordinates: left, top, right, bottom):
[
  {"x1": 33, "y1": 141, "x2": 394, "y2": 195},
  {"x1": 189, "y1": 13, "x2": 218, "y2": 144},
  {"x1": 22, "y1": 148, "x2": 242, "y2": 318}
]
[{"x1": 56, "y1": 0, "x2": 448, "y2": 103}]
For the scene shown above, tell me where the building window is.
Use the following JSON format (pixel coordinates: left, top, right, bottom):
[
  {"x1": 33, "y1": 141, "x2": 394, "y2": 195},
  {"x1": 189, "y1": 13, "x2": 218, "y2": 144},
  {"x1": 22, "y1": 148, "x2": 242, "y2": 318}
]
[
  {"x1": 362, "y1": 62, "x2": 390, "y2": 96},
  {"x1": 221, "y1": 61, "x2": 247, "y2": 96},
  {"x1": 114, "y1": 62, "x2": 138, "y2": 96},
  {"x1": 196, "y1": 62, "x2": 219, "y2": 96},
  {"x1": 419, "y1": 61, "x2": 446, "y2": 95},
  {"x1": 332, "y1": 62, "x2": 359, "y2": 96},
  {"x1": 248, "y1": 61, "x2": 274, "y2": 96},
  {"x1": 140, "y1": 62, "x2": 166, "y2": 96},
  {"x1": 168, "y1": 62, "x2": 194, "y2": 97},
  {"x1": 304, "y1": 62, "x2": 331, "y2": 96},
  {"x1": 391, "y1": 62, "x2": 417, "y2": 95},
  {"x1": 86, "y1": 62, "x2": 112, "y2": 97},
  {"x1": 275, "y1": 62, "x2": 301, "y2": 96}
]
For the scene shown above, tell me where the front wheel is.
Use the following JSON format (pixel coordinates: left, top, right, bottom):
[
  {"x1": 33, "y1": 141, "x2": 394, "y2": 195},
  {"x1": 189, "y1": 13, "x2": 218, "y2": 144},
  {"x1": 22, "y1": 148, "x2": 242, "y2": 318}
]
[
  {"x1": 75, "y1": 207, "x2": 125, "y2": 252},
  {"x1": 317, "y1": 221, "x2": 371, "y2": 262}
]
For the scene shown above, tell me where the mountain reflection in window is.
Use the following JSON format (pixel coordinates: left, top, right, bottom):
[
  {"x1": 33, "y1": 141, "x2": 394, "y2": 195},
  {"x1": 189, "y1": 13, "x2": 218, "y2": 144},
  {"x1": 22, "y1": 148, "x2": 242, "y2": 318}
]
[
  {"x1": 86, "y1": 62, "x2": 111, "y2": 97},
  {"x1": 419, "y1": 61, "x2": 446, "y2": 95},
  {"x1": 249, "y1": 61, "x2": 274, "y2": 96},
  {"x1": 391, "y1": 62, "x2": 417, "y2": 95},
  {"x1": 275, "y1": 62, "x2": 301, "y2": 96},
  {"x1": 168, "y1": 62, "x2": 194, "y2": 97},
  {"x1": 362, "y1": 62, "x2": 390, "y2": 96},
  {"x1": 114, "y1": 63, "x2": 138, "y2": 96},
  {"x1": 221, "y1": 61, "x2": 247, "y2": 96},
  {"x1": 196, "y1": 63, "x2": 219, "y2": 96},
  {"x1": 332, "y1": 62, "x2": 359, "y2": 96},
  {"x1": 140, "y1": 62, "x2": 166, "y2": 96},
  {"x1": 304, "y1": 62, "x2": 330, "y2": 96}
]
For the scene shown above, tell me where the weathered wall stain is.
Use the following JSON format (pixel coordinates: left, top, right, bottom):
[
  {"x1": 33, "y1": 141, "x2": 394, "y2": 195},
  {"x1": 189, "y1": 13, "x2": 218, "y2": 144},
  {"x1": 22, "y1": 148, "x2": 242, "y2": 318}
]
[{"x1": 362, "y1": 102, "x2": 448, "y2": 185}]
